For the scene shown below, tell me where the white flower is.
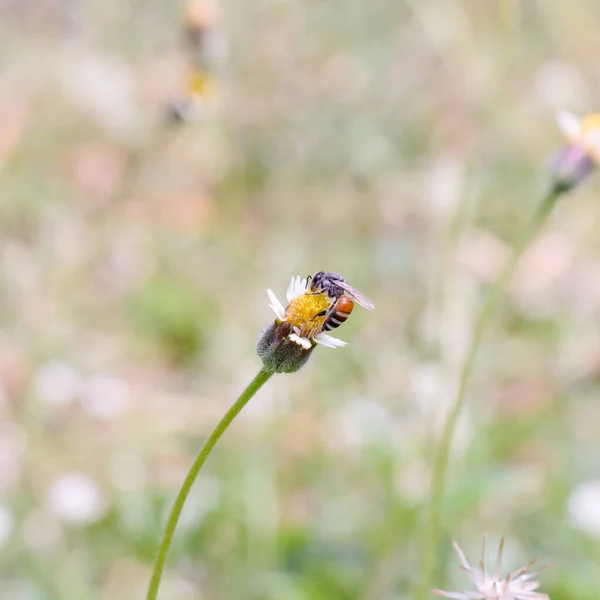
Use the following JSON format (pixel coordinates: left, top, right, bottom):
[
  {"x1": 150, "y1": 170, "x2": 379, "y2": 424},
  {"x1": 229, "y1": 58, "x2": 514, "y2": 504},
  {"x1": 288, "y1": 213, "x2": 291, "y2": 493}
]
[
  {"x1": 286, "y1": 276, "x2": 308, "y2": 302},
  {"x1": 314, "y1": 332, "x2": 347, "y2": 348},
  {"x1": 434, "y1": 539, "x2": 550, "y2": 600},
  {"x1": 267, "y1": 289, "x2": 286, "y2": 321},
  {"x1": 0, "y1": 504, "x2": 13, "y2": 548}
]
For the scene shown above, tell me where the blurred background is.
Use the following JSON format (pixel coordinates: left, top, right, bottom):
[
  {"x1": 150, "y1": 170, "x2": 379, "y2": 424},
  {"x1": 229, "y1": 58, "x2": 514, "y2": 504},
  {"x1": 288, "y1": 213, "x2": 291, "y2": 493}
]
[{"x1": 1, "y1": 1, "x2": 600, "y2": 598}]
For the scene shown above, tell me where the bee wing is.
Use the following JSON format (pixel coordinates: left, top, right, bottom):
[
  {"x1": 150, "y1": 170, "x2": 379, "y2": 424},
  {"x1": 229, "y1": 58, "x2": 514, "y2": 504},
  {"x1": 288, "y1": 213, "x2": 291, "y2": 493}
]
[{"x1": 334, "y1": 281, "x2": 375, "y2": 310}]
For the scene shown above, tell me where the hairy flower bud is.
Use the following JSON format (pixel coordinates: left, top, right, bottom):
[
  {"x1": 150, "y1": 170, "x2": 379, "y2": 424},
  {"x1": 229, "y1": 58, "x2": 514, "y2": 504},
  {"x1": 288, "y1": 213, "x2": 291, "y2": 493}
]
[{"x1": 256, "y1": 321, "x2": 314, "y2": 374}]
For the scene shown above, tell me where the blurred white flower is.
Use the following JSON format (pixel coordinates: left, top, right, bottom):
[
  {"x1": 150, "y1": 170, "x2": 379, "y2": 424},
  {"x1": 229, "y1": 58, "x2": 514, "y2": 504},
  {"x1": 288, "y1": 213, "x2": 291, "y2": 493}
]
[
  {"x1": 47, "y1": 472, "x2": 106, "y2": 524},
  {"x1": 58, "y1": 49, "x2": 139, "y2": 137},
  {"x1": 535, "y1": 62, "x2": 589, "y2": 110},
  {"x1": 32, "y1": 361, "x2": 81, "y2": 407},
  {"x1": 0, "y1": 504, "x2": 13, "y2": 547},
  {"x1": 567, "y1": 480, "x2": 600, "y2": 537},
  {"x1": 333, "y1": 398, "x2": 395, "y2": 448},
  {"x1": 0, "y1": 422, "x2": 25, "y2": 491},
  {"x1": 80, "y1": 374, "x2": 131, "y2": 420},
  {"x1": 409, "y1": 362, "x2": 444, "y2": 410},
  {"x1": 435, "y1": 538, "x2": 550, "y2": 600},
  {"x1": 427, "y1": 157, "x2": 464, "y2": 220}
]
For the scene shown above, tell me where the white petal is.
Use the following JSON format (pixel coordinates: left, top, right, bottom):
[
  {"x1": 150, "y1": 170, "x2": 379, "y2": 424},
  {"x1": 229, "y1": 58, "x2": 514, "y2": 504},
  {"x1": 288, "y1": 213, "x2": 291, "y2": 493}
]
[
  {"x1": 453, "y1": 541, "x2": 473, "y2": 573},
  {"x1": 286, "y1": 276, "x2": 308, "y2": 302},
  {"x1": 289, "y1": 333, "x2": 312, "y2": 349},
  {"x1": 314, "y1": 332, "x2": 347, "y2": 348},
  {"x1": 556, "y1": 110, "x2": 581, "y2": 139},
  {"x1": 267, "y1": 289, "x2": 286, "y2": 321}
]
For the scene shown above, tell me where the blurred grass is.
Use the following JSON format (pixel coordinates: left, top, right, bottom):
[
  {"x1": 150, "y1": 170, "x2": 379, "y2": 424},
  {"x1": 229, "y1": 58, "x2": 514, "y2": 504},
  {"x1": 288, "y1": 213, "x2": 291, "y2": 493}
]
[{"x1": 1, "y1": 0, "x2": 600, "y2": 599}]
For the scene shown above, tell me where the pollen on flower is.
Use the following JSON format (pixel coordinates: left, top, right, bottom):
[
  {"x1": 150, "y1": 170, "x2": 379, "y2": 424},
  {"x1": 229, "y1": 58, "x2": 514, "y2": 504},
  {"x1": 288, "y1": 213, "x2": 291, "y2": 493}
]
[{"x1": 285, "y1": 293, "x2": 331, "y2": 340}]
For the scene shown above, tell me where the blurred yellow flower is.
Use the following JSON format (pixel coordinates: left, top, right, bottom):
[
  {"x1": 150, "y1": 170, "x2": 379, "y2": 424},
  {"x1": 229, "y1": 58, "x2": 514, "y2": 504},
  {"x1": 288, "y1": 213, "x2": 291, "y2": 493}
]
[
  {"x1": 167, "y1": 70, "x2": 215, "y2": 123},
  {"x1": 188, "y1": 71, "x2": 213, "y2": 99}
]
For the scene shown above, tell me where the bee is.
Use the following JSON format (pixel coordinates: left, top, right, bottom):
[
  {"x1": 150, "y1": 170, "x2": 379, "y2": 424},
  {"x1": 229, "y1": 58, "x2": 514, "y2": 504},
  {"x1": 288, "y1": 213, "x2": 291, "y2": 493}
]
[{"x1": 308, "y1": 271, "x2": 374, "y2": 331}]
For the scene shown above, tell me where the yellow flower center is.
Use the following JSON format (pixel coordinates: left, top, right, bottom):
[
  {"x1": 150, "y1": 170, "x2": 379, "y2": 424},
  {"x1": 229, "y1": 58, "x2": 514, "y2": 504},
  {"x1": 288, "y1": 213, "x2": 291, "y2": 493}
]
[
  {"x1": 580, "y1": 114, "x2": 600, "y2": 134},
  {"x1": 577, "y1": 114, "x2": 600, "y2": 163},
  {"x1": 188, "y1": 71, "x2": 213, "y2": 98},
  {"x1": 285, "y1": 293, "x2": 332, "y2": 340}
]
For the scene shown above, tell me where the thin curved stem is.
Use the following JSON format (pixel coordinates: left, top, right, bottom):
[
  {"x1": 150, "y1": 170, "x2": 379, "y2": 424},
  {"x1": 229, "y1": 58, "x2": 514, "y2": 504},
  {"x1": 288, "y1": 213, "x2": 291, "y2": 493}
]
[
  {"x1": 146, "y1": 366, "x2": 275, "y2": 600},
  {"x1": 415, "y1": 191, "x2": 560, "y2": 600}
]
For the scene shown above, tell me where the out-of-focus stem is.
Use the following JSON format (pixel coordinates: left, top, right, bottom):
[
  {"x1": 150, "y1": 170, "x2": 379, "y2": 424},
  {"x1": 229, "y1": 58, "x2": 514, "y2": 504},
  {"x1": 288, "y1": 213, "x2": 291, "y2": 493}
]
[{"x1": 415, "y1": 190, "x2": 560, "y2": 600}]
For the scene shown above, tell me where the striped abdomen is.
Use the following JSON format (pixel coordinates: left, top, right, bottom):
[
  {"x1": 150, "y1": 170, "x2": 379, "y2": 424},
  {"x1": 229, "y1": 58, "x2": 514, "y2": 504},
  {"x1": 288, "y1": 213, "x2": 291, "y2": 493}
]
[{"x1": 323, "y1": 296, "x2": 354, "y2": 331}]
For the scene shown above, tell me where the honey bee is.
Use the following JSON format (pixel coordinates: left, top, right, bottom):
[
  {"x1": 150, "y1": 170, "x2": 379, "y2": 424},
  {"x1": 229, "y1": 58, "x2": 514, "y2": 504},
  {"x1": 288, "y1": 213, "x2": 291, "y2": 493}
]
[{"x1": 308, "y1": 271, "x2": 374, "y2": 331}]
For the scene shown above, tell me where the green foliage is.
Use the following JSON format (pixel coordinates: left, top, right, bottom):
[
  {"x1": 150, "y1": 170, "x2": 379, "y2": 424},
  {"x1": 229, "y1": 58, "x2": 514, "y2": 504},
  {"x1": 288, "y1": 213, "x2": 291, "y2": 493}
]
[{"x1": 129, "y1": 276, "x2": 215, "y2": 365}]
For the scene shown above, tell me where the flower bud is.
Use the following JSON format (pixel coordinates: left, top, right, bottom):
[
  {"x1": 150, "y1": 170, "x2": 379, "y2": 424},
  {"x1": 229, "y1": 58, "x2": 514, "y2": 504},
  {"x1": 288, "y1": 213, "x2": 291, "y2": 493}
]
[
  {"x1": 256, "y1": 321, "x2": 314, "y2": 374},
  {"x1": 550, "y1": 110, "x2": 600, "y2": 195},
  {"x1": 548, "y1": 145, "x2": 595, "y2": 195}
]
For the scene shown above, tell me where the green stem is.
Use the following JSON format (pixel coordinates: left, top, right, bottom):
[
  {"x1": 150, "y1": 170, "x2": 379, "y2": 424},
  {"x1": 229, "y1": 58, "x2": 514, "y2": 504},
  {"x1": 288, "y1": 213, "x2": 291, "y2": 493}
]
[
  {"x1": 415, "y1": 191, "x2": 560, "y2": 600},
  {"x1": 146, "y1": 366, "x2": 275, "y2": 600}
]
